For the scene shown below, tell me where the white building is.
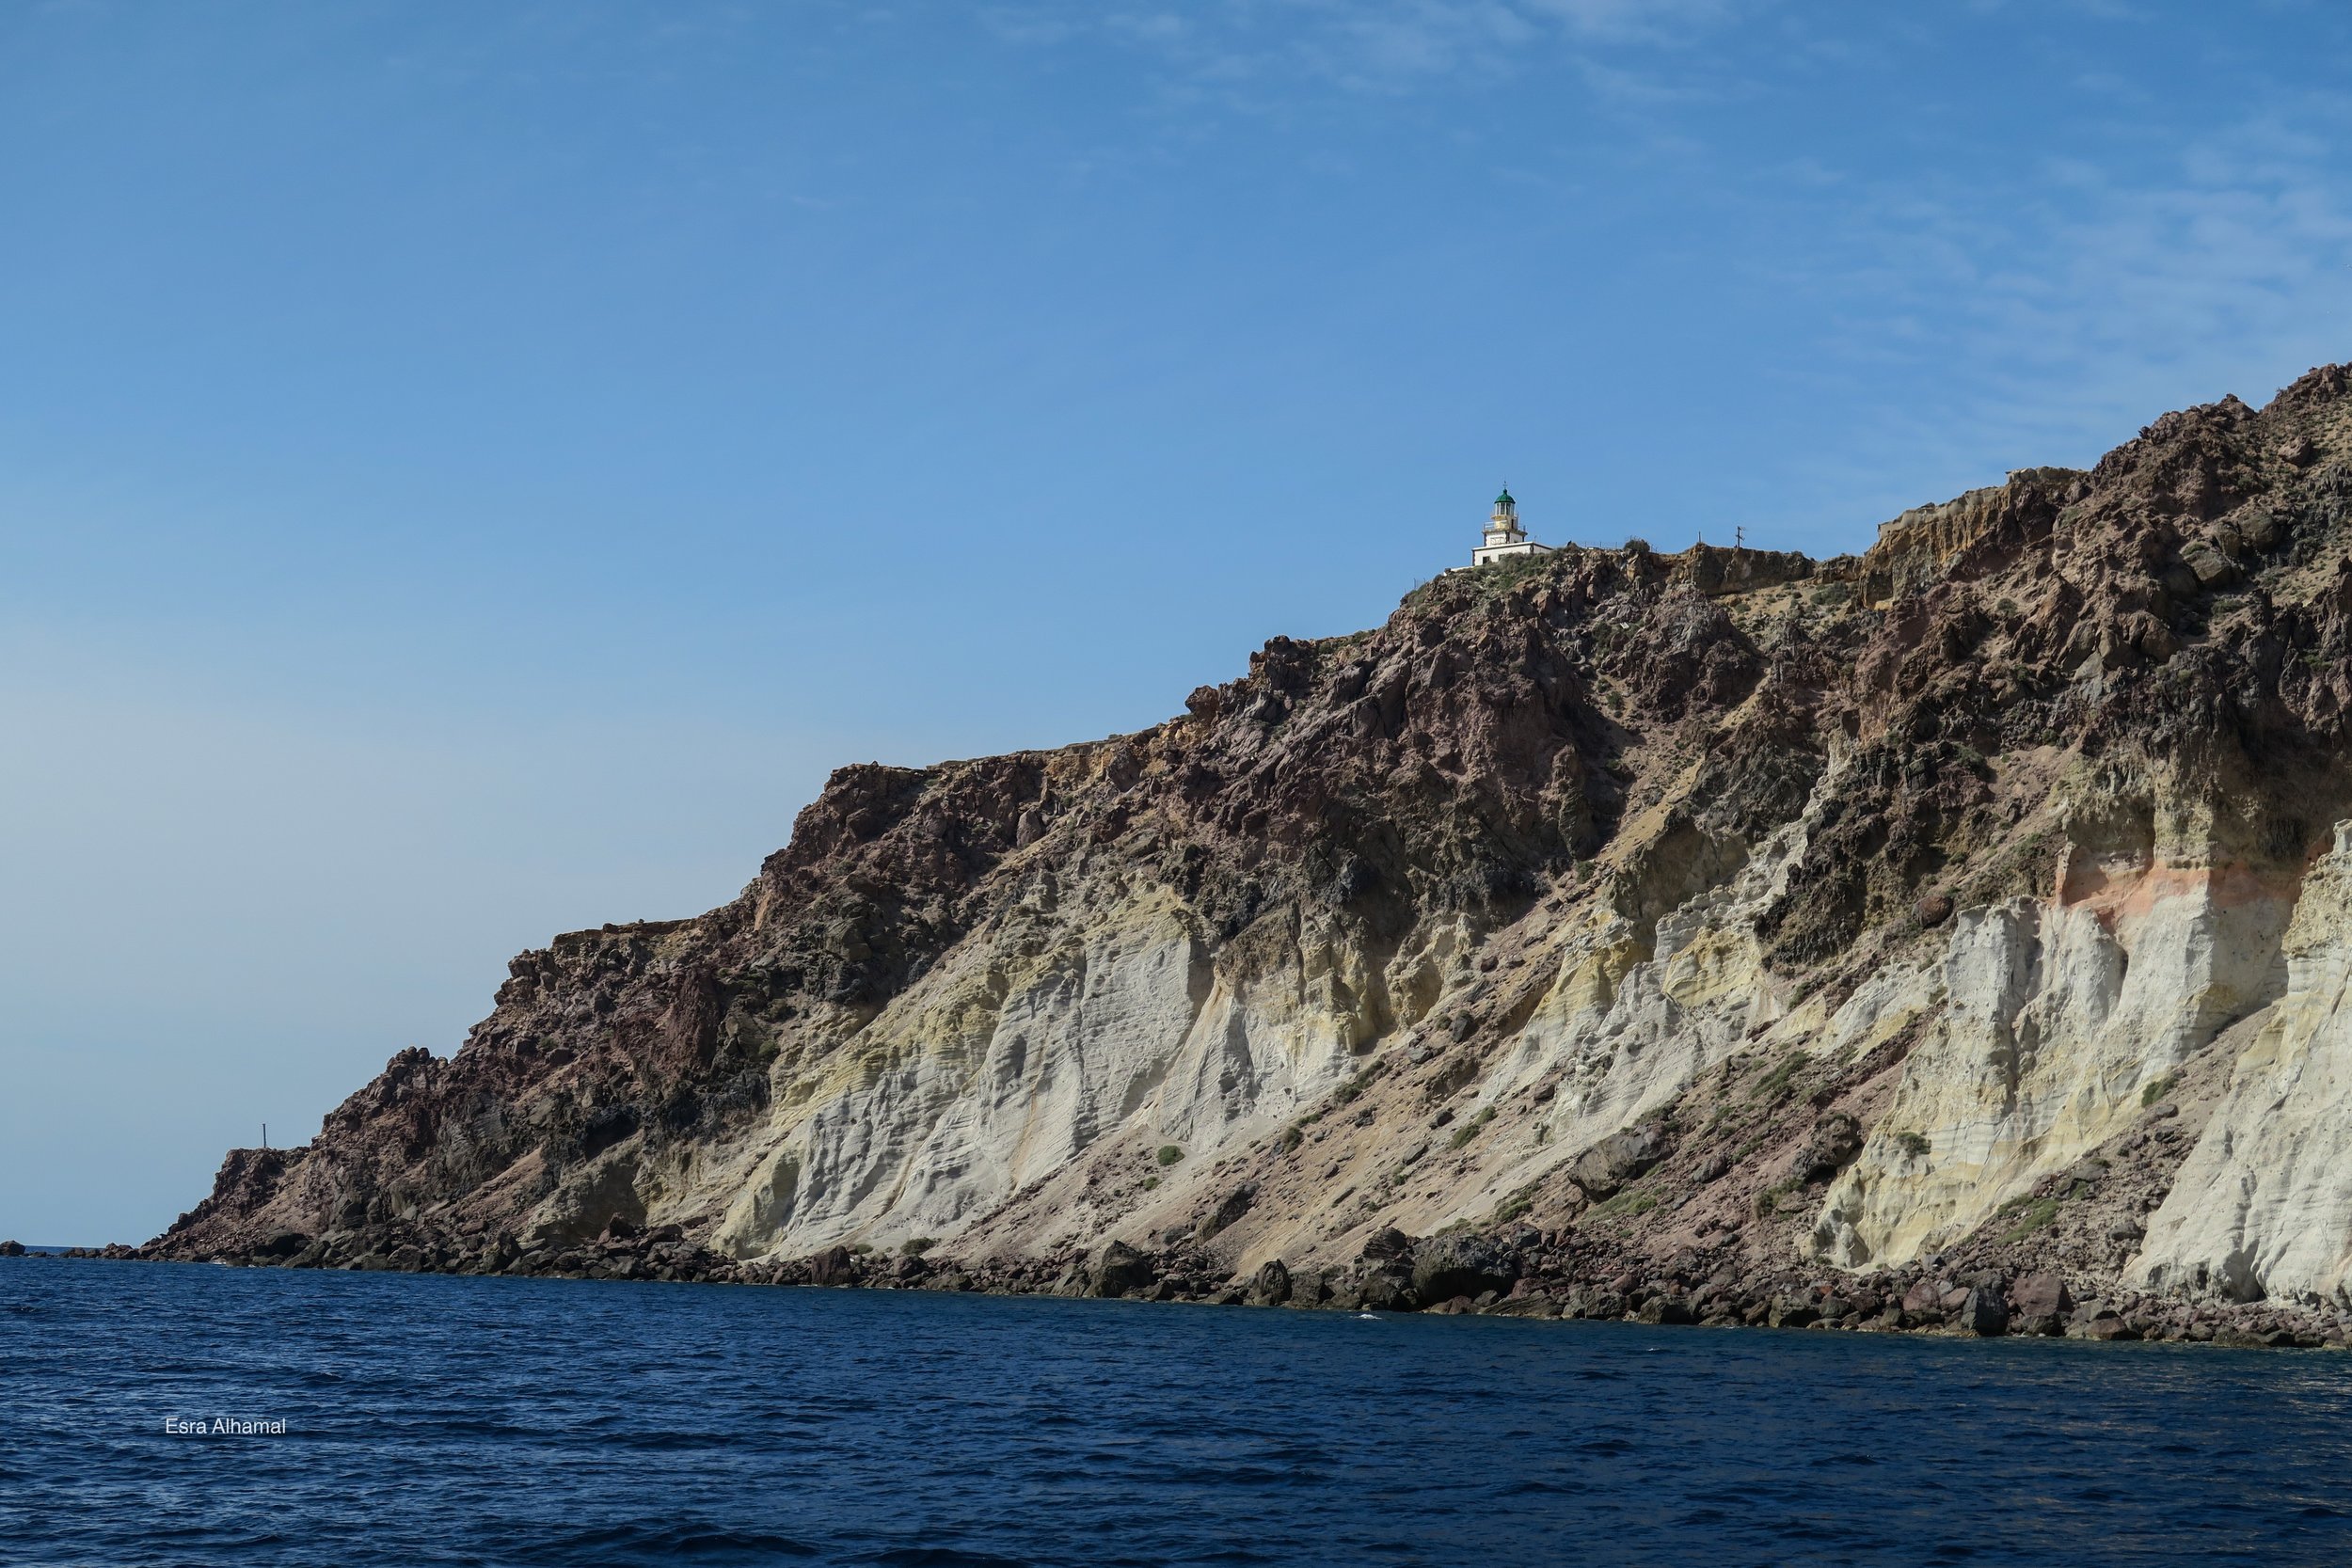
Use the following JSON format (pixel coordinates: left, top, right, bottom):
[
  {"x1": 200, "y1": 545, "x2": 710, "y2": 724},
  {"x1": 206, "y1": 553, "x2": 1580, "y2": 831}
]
[{"x1": 1466, "y1": 488, "x2": 1554, "y2": 568}]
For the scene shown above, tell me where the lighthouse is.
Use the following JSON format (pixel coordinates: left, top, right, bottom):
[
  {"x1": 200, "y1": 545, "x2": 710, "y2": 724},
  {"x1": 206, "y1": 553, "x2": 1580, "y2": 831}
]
[{"x1": 1467, "y1": 488, "x2": 1555, "y2": 568}]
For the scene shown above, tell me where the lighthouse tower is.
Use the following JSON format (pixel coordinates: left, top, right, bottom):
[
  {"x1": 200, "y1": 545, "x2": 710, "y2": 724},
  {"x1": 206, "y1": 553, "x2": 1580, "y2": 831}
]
[{"x1": 1467, "y1": 487, "x2": 1555, "y2": 568}]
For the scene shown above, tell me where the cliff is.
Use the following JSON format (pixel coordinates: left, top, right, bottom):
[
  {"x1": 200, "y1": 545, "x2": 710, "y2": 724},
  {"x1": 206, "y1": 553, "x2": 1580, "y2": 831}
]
[{"x1": 145, "y1": 363, "x2": 2352, "y2": 1340}]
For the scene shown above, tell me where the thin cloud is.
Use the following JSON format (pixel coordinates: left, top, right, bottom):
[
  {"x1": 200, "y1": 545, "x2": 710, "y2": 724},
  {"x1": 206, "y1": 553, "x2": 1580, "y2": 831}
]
[
  {"x1": 984, "y1": 0, "x2": 1756, "y2": 96},
  {"x1": 1762, "y1": 102, "x2": 2352, "y2": 525}
]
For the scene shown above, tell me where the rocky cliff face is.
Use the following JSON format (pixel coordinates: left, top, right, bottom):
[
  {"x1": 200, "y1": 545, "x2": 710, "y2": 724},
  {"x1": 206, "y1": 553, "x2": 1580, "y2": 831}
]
[{"x1": 151, "y1": 363, "x2": 2352, "y2": 1333}]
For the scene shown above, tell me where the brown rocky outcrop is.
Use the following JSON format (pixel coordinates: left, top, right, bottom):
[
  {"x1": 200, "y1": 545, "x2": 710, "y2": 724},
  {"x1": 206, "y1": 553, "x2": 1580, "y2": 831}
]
[{"x1": 139, "y1": 364, "x2": 2352, "y2": 1349}]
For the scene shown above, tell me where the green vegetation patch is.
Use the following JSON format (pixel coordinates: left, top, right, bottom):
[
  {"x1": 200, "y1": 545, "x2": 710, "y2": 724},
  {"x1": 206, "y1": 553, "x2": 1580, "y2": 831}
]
[
  {"x1": 2140, "y1": 1074, "x2": 2176, "y2": 1108},
  {"x1": 1753, "y1": 1175, "x2": 1804, "y2": 1219},
  {"x1": 1155, "y1": 1145, "x2": 1185, "y2": 1167},
  {"x1": 1448, "y1": 1106, "x2": 1498, "y2": 1149},
  {"x1": 1998, "y1": 1196, "x2": 2061, "y2": 1243},
  {"x1": 1591, "y1": 1187, "x2": 1660, "y2": 1221},
  {"x1": 1751, "y1": 1051, "x2": 1813, "y2": 1104},
  {"x1": 1331, "y1": 1061, "x2": 1388, "y2": 1105},
  {"x1": 1491, "y1": 1180, "x2": 1542, "y2": 1227}
]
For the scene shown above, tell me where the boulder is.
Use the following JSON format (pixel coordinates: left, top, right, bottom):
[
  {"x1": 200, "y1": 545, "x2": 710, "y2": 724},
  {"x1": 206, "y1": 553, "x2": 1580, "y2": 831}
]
[
  {"x1": 1246, "y1": 1259, "x2": 1293, "y2": 1307},
  {"x1": 0, "y1": 1240, "x2": 26, "y2": 1258},
  {"x1": 1567, "y1": 1126, "x2": 1664, "y2": 1200},
  {"x1": 1358, "y1": 1271, "x2": 1418, "y2": 1311},
  {"x1": 2009, "y1": 1272, "x2": 2071, "y2": 1334},
  {"x1": 2181, "y1": 540, "x2": 2238, "y2": 588},
  {"x1": 1409, "y1": 1233, "x2": 1513, "y2": 1304},
  {"x1": 1767, "y1": 1296, "x2": 1819, "y2": 1329},
  {"x1": 1960, "y1": 1287, "x2": 2010, "y2": 1337},
  {"x1": 1358, "y1": 1227, "x2": 1414, "y2": 1264},
  {"x1": 808, "y1": 1244, "x2": 858, "y2": 1287},
  {"x1": 1798, "y1": 1112, "x2": 1866, "y2": 1183},
  {"x1": 1089, "y1": 1240, "x2": 1156, "y2": 1297},
  {"x1": 1197, "y1": 1182, "x2": 1261, "y2": 1243}
]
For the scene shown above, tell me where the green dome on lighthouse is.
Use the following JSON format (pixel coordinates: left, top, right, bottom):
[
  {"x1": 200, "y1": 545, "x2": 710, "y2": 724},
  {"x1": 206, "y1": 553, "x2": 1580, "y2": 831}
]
[{"x1": 1496, "y1": 487, "x2": 1515, "y2": 506}]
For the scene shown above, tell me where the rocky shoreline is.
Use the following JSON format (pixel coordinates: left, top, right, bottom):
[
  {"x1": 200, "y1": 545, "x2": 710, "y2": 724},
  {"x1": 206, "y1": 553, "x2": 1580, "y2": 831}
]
[{"x1": 14, "y1": 1224, "x2": 2344, "y2": 1351}]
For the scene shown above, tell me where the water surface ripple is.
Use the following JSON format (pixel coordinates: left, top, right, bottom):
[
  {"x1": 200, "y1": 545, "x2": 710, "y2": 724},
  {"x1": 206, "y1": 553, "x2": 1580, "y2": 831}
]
[{"x1": 6, "y1": 1261, "x2": 2349, "y2": 1565}]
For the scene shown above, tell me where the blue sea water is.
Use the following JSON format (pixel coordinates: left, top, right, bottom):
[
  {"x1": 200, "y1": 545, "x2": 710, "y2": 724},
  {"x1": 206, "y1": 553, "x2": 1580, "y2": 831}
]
[{"x1": 5, "y1": 1261, "x2": 2350, "y2": 1566}]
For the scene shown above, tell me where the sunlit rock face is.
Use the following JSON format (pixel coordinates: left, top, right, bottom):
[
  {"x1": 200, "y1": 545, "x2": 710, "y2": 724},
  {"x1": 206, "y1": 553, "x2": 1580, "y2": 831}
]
[
  {"x1": 154, "y1": 363, "x2": 2352, "y2": 1311},
  {"x1": 2132, "y1": 825, "x2": 2352, "y2": 1305}
]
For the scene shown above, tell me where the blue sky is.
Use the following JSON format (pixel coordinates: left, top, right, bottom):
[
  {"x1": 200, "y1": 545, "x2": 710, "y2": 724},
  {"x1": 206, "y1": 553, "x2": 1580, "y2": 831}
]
[{"x1": 6, "y1": 0, "x2": 2351, "y2": 1243}]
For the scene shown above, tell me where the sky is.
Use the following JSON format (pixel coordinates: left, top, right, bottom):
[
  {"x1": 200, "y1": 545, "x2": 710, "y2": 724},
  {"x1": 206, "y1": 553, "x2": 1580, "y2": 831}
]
[{"x1": 5, "y1": 0, "x2": 2352, "y2": 1243}]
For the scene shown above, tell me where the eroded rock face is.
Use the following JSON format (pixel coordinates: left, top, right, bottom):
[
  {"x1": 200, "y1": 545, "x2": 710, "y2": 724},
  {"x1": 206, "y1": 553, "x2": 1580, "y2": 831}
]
[
  {"x1": 146, "y1": 363, "x2": 2352, "y2": 1320},
  {"x1": 2133, "y1": 823, "x2": 2352, "y2": 1303}
]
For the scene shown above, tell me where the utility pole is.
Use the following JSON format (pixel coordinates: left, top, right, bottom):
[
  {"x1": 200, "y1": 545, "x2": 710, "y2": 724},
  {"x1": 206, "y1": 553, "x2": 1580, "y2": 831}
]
[
  {"x1": 262, "y1": 1122, "x2": 268, "y2": 1150},
  {"x1": 1736, "y1": 525, "x2": 1745, "y2": 552}
]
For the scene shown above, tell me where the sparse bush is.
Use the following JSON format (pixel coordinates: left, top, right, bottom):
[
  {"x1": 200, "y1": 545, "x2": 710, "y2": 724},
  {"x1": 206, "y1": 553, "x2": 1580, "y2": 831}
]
[
  {"x1": 1594, "y1": 1187, "x2": 1660, "y2": 1220},
  {"x1": 1331, "y1": 1063, "x2": 1385, "y2": 1105},
  {"x1": 1155, "y1": 1145, "x2": 1184, "y2": 1167},
  {"x1": 1754, "y1": 1176, "x2": 1803, "y2": 1219},
  {"x1": 2141, "y1": 1074, "x2": 2175, "y2": 1108},
  {"x1": 1897, "y1": 1131, "x2": 1931, "y2": 1159},
  {"x1": 1491, "y1": 1182, "x2": 1540, "y2": 1226},
  {"x1": 900, "y1": 1237, "x2": 935, "y2": 1258},
  {"x1": 1448, "y1": 1106, "x2": 1498, "y2": 1149},
  {"x1": 1752, "y1": 1051, "x2": 1812, "y2": 1103},
  {"x1": 1280, "y1": 1125, "x2": 1305, "y2": 1153},
  {"x1": 1141, "y1": 1176, "x2": 1160, "y2": 1191},
  {"x1": 1999, "y1": 1196, "x2": 2060, "y2": 1243}
]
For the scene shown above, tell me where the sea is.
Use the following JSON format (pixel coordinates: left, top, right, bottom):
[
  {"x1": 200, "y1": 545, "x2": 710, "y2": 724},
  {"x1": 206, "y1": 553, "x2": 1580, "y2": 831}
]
[{"x1": 4, "y1": 1259, "x2": 2349, "y2": 1566}]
